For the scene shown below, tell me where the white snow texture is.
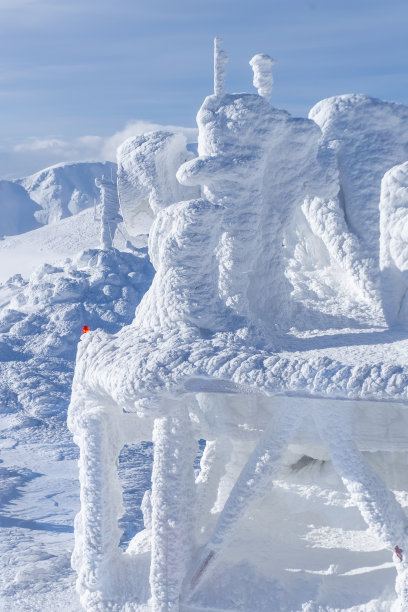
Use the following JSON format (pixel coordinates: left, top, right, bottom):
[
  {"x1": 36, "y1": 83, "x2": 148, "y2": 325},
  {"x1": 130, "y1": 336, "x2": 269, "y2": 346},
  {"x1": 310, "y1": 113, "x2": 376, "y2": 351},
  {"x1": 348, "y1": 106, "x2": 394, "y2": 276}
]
[{"x1": 62, "y1": 45, "x2": 408, "y2": 612}]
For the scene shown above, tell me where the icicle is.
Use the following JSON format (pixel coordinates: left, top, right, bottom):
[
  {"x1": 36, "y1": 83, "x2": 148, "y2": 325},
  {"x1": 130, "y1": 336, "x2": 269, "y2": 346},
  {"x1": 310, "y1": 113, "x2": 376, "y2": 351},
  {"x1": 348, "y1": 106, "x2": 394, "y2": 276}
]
[
  {"x1": 214, "y1": 37, "x2": 228, "y2": 96},
  {"x1": 188, "y1": 408, "x2": 302, "y2": 594},
  {"x1": 249, "y1": 53, "x2": 275, "y2": 99}
]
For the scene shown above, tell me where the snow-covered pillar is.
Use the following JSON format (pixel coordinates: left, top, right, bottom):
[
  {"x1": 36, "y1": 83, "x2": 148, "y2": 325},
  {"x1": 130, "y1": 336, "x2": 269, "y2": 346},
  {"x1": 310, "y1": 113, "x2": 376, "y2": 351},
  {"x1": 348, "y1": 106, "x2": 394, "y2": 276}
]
[
  {"x1": 95, "y1": 175, "x2": 121, "y2": 250},
  {"x1": 188, "y1": 408, "x2": 302, "y2": 593},
  {"x1": 214, "y1": 37, "x2": 228, "y2": 96},
  {"x1": 249, "y1": 53, "x2": 274, "y2": 99},
  {"x1": 150, "y1": 400, "x2": 196, "y2": 611},
  {"x1": 72, "y1": 408, "x2": 124, "y2": 607},
  {"x1": 314, "y1": 408, "x2": 408, "y2": 610}
]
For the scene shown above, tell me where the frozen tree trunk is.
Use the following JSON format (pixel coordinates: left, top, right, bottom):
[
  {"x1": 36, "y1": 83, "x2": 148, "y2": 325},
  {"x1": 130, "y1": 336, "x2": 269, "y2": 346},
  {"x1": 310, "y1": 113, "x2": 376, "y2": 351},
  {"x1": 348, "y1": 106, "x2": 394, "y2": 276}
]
[
  {"x1": 315, "y1": 408, "x2": 408, "y2": 611},
  {"x1": 150, "y1": 401, "x2": 196, "y2": 612},
  {"x1": 189, "y1": 408, "x2": 302, "y2": 593},
  {"x1": 73, "y1": 408, "x2": 124, "y2": 606}
]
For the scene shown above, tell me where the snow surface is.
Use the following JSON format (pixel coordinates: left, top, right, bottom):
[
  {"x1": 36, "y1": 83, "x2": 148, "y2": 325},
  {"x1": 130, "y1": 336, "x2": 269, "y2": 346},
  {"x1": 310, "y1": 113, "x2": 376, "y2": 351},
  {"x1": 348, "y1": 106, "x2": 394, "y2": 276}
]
[
  {"x1": 0, "y1": 181, "x2": 41, "y2": 236},
  {"x1": 16, "y1": 161, "x2": 117, "y2": 225}
]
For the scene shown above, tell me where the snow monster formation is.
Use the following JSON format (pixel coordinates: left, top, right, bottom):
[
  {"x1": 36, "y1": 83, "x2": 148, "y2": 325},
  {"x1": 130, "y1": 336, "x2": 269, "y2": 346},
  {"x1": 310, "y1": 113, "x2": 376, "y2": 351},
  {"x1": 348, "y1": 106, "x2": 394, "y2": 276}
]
[{"x1": 69, "y1": 40, "x2": 408, "y2": 611}]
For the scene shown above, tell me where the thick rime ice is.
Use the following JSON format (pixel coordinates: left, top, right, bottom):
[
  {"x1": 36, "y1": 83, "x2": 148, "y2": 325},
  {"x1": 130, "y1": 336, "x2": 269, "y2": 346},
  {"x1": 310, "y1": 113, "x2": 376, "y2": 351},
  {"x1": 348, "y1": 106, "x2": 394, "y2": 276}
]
[
  {"x1": 69, "y1": 48, "x2": 408, "y2": 612},
  {"x1": 380, "y1": 162, "x2": 408, "y2": 326},
  {"x1": 249, "y1": 53, "x2": 274, "y2": 99},
  {"x1": 95, "y1": 175, "x2": 122, "y2": 249},
  {"x1": 214, "y1": 37, "x2": 228, "y2": 96},
  {"x1": 117, "y1": 131, "x2": 198, "y2": 237},
  {"x1": 177, "y1": 92, "x2": 326, "y2": 332},
  {"x1": 310, "y1": 95, "x2": 408, "y2": 268}
]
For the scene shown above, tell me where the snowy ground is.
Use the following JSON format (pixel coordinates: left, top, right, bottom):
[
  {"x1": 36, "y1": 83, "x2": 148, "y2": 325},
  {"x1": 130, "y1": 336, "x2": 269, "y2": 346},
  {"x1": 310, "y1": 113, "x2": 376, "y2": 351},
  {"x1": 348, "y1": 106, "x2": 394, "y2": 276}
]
[
  {"x1": 0, "y1": 185, "x2": 406, "y2": 610},
  {"x1": 0, "y1": 210, "x2": 153, "y2": 610}
]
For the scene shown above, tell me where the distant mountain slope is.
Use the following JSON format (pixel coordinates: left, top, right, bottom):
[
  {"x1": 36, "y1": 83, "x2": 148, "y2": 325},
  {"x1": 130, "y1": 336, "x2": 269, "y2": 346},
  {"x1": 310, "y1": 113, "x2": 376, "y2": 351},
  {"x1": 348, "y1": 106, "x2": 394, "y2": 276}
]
[
  {"x1": 0, "y1": 181, "x2": 41, "y2": 236},
  {"x1": 16, "y1": 161, "x2": 117, "y2": 225}
]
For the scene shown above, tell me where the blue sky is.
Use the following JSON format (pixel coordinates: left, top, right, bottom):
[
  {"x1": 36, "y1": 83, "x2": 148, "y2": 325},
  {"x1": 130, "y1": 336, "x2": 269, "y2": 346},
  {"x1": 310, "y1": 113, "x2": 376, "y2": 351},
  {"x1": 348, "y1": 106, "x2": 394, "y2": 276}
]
[{"x1": 1, "y1": 0, "x2": 407, "y2": 178}]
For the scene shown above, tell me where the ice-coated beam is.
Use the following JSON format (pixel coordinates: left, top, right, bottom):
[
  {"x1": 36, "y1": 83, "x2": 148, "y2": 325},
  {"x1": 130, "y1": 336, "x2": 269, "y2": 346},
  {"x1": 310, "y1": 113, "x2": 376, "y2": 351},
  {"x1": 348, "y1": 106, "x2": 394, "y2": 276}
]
[
  {"x1": 150, "y1": 401, "x2": 196, "y2": 611},
  {"x1": 315, "y1": 408, "x2": 408, "y2": 610},
  {"x1": 188, "y1": 408, "x2": 302, "y2": 593}
]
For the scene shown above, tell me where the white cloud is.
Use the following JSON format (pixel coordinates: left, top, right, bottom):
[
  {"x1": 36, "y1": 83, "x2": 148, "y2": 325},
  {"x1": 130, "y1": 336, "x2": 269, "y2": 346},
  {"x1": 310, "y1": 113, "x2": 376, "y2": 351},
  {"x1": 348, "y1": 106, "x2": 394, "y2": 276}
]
[
  {"x1": 101, "y1": 121, "x2": 198, "y2": 161},
  {"x1": 5, "y1": 121, "x2": 198, "y2": 178},
  {"x1": 13, "y1": 135, "x2": 104, "y2": 157}
]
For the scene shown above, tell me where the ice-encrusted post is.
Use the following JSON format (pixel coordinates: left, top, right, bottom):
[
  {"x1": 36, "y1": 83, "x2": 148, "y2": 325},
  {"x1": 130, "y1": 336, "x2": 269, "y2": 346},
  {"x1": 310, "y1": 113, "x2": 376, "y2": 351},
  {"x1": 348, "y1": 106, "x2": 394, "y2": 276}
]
[
  {"x1": 249, "y1": 53, "x2": 275, "y2": 99},
  {"x1": 95, "y1": 175, "x2": 121, "y2": 250},
  {"x1": 150, "y1": 400, "x2": 196, "y2": 611},
  {"x1": 214, "y1": 37, "x2": 228, "y2": 96},
  {"x1": 72, "y1": 408, "x2": 124, "y2": 609}
]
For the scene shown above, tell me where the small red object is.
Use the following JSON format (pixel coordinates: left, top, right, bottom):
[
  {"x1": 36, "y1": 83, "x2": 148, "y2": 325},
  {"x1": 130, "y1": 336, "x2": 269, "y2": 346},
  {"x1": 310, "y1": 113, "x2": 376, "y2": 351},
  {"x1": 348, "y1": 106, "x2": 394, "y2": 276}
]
[
  {"x1": 82, "y1": 325, "x2": 90, "y2": 334},
  {"x1": 395, "y1": 545, "x2": 403, "y2": 561}
]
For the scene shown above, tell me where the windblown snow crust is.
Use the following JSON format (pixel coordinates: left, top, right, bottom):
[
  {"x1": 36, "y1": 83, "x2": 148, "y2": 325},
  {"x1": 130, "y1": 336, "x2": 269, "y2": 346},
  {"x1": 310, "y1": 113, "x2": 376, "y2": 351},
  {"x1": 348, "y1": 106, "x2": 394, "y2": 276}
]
[{"x1": 68, "y1": 67, "x2": 408, "y2": 611}]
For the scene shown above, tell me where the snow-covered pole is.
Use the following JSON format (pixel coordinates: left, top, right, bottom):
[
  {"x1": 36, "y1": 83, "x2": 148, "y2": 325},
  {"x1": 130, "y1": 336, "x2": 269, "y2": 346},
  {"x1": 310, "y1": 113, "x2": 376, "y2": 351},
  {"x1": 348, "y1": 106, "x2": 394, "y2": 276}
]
[
  {"x1": 150, "y1": 399, "x2": 196, "y2": 611},
  {"x1": 95, "y1": 175, "x2": 121, "y2": 250},
  {"x1": 249, "y1": 53, "x2": 275, "y2": 99},
  {"x1": 214, "y1": 37, "x2": 228, "y2": 96}
]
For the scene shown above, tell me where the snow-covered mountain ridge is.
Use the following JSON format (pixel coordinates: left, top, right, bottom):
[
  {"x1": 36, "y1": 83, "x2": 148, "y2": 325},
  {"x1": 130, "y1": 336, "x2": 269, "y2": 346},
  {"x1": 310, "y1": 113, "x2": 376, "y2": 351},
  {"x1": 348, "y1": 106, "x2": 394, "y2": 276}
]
[{"x1": 0, "y1": 161, "x2": 117, "y2": 237}]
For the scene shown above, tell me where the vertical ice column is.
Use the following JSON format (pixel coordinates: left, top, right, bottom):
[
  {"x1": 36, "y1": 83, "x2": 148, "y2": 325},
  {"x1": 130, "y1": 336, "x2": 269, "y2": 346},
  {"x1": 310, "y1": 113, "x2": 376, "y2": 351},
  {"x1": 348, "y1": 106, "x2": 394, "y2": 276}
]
[
  {"x1": 72, "y1": 408, "x2": 124, "y2": 609},
  {"x1": 214, "y1": 37, "x2": 228, "y2": 96},
  {"x1": 315, "y1": 408, "x2": 408, "y2": 610},
  {"x1": 95, "y1": 175, "x2": 121, "y2": 250},
  {"x1": 249, "y1": 53, "x2": 275, "y2": 99},
  {"x1": 150, "y1": 400, "x2": 196, "y2": 611}
]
